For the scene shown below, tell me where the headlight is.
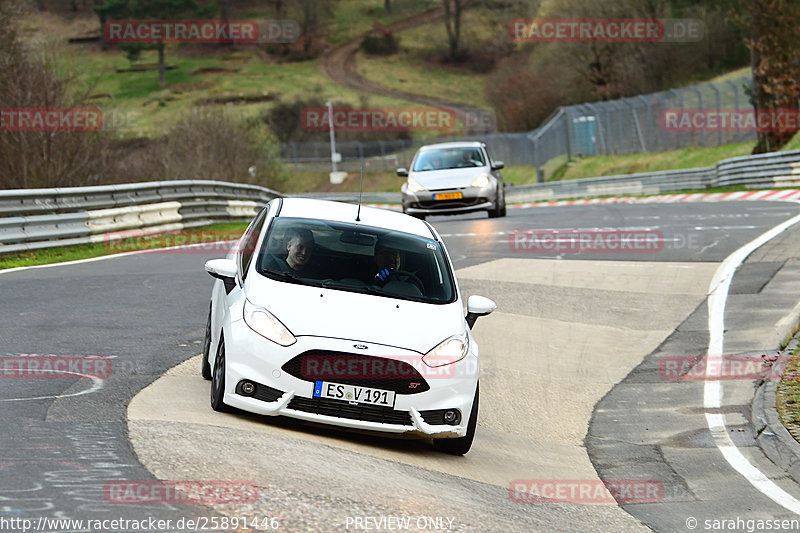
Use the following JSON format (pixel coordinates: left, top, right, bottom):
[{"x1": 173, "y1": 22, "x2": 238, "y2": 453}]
[
  {"x1": 243, "y1": 299, "x2": 296, "y2": 346},
  {"x1": 422, "y1": 333, "x2": 469, "y2": 367},
  {"x1": 471, "y1": 174, "x2": 490, "y2": 188},
  {"x1": 407, "y1": 177, "x2": 425, "y2": 193}
]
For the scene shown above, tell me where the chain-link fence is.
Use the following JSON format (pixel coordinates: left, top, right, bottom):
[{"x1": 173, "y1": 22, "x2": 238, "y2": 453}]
[
  {"x1": 279, "y1": 132, "x2": 537, "y2": 172},
  {"x1": 541, "y1": 74, "x2": 755, "y2": 161},
  {"x1": 281, "y1": 75, "x2": 757, "y2": 179}
]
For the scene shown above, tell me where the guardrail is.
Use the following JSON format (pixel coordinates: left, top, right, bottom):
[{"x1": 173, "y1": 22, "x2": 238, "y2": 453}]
[
  {"x1": 2, "y1": 149, "x2": 800, "y2": 255},
  {"x1": 0, "y1": 180, "x2": 281, "y2": 255},
  {"x1": 506, "y1": 149, "x2": 800, "y2": 203}
]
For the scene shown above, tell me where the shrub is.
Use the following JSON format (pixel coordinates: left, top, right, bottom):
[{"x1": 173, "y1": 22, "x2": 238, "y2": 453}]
[
  {"x1": 133, "y1": 109, "x2": 285, "y2": 189},
  {"x1": 360, "y1": 32, "x2": 399, "y2": 56}
]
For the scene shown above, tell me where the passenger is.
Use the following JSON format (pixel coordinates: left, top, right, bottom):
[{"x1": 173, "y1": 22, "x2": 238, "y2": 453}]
[
  {"x1": 372, "y1": 238, "x2": 401, "y2": 284},
  {"x1": 277, "y1": 228, "x2": 315, "y2": 273}
]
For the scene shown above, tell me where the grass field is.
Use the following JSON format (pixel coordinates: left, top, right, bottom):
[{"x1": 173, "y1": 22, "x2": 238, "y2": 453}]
[
  {"x1": 328, "y1": 0, "x2": 438, "y2": 45},
  {"x1": 541, "y1": 135, "x2": 800, "y2": 183},
  {"x1": 777, "y1": 341, "x2": 800, "y2": 444},
  {"x1": 355, "y1": 12, "x2": 497, "y2": 110},
  {"x1": 20, "y1": 8, "x2": 434, "y2": 139}
]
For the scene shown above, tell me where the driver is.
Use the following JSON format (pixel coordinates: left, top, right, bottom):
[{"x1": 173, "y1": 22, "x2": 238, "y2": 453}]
[
  {"x1": 458, "y1": 150, "x2": 480, "y2": 167},
  {"x1": 373, "y1": 238, "x2": 401, "y2": 284},
  {"x1": 272, "y1": 227, "x2": 315, "y2": 273}
]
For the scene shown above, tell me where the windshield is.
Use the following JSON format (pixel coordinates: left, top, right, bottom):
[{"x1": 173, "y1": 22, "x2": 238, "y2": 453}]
[
  {"x1": 256, "y1": 217, "x2": 456, "y2": 304},
  {"x1": 411, "y1": 147, "x2": 487, "y2": 172}
]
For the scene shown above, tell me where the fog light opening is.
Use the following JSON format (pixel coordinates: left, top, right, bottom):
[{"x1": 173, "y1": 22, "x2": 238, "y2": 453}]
[
  {"x1": 239, "y1": 380, "x2": 256, "y2": 396},
  {"x1": 444, "y1": 409, "x2": 460, "y2": 425}
]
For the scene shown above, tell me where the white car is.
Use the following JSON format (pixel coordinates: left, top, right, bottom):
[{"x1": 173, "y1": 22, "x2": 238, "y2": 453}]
[{"x1": 201, "y1": 198, "x2": 495, "y2": 454}]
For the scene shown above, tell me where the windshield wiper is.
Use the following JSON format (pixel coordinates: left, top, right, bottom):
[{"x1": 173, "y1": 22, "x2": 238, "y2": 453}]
[
  {"x1": 321, "y1": 280, "x2": 383, "y2": 295},
  {"x1": 322, "y1": 280, "x2": 404, "y2": 298},
  {"x1": 261, "y1": 269, "x2": 318, "y2": 287}
]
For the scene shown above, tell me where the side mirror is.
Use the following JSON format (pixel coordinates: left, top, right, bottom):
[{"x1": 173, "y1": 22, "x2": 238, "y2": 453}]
[
  {"x1": 491, "y1": 161, "x2": 504, "y2": 170},
  {"x1": 465, "y1": 295, "x2": 496, "y2": 329},
  {"x1": 396, "y1": 168, "x2": 409, "y2": 177},
  {"x1": 205, "y1": 258, "x2": 237, "y2": 294}
]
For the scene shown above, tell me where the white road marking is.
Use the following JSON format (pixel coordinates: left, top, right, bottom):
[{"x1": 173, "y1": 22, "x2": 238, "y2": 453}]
[
  {"x1": 704, "y1": 210, "x2": 800, "y2": 515},
  {"x1": 0, "y1": 368, "x2": 104, "y2": 402}
]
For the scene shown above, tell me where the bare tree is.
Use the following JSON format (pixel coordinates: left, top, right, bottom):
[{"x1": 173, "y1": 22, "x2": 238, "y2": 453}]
[
  {"x1": 0, "y1": 0, "x2": 112, "y2": 189},
  {"x1": 730, "y1": 0, "x2": 800, "y2": 152},
  {"x1": 442, "y1": 0, "x2": 470, "y2": 60},
  {"x1": 291, "y1": 0, "x2": 337, "y2": 55}
]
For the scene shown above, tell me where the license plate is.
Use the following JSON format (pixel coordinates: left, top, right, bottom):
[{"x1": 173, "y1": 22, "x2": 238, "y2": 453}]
[
  {"x1": 313, "y1": 381, "x2": 395, "y2": 407},
  {"x1": 433, "y1": 192, "x2": 462, "y2": 201}
]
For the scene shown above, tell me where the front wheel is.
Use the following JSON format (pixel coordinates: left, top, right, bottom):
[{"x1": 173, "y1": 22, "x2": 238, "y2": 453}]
[
  {"x1": 433, "y1": 384, "x2": 479, "y2": 455},
  {"x1": 488, "y1": 189, "x2": 506, "y2": 218},
  {"x1": 201, "y1": 304, "x2": 212, "y2": 380},
  {"x1": 210, "y1": 336, "x2": 232, "y2": 412}
]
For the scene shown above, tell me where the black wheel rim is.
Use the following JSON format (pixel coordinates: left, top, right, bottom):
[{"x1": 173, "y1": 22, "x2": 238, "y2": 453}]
[
  {"x1": 212, "y1": 340, "x2": 225, "y2": 403},
  {"x1": 202, "y1": 312, "x2": 211, "y2": 358}
]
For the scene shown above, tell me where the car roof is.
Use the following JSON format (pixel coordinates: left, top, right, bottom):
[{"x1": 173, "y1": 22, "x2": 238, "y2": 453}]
[
  {"x1": 276, "y1": 198, "x2": 435, "y2": 238},
  {"x1": 417, "y1": 141, "x2": 485, "y2": 151}
]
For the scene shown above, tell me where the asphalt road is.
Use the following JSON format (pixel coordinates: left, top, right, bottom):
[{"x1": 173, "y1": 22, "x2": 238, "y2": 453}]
[{"x1": 2, "y1": 200, "x2": 800, "y2": 532}]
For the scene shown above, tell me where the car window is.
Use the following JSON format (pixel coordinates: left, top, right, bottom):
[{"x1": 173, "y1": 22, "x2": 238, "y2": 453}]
[
  {"x1": 256, "y1": 217, "x2": 456, "y2": 304},
  {"x1": 238, "y1": 206, "x2": 268, "y2": 281},
  {"x1": 412, "y1": 147, "x2": 487, "y2": 172}
]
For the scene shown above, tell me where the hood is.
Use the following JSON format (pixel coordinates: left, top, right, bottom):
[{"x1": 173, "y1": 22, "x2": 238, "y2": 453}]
[
  {"x1": 244, "y1": 274, "x2": 464, "y2": 354},
  {"x1": 409, "y1": 167, "x2": 490, "y2": 190}
]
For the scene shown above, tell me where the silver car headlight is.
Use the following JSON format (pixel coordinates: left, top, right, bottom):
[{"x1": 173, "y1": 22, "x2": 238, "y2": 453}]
[
  {"x1": 243, "y1": 299, "x2": 296, "y2": 346},
  {"x1": 407, "y1": 177, "x2": 426, "y2": 193},
  {"x1": 422, "y1": 332, "x2": 469, "y2": 367},
  {"x1": 471, "y1": 174, "x2": 490, "y2": 188}
]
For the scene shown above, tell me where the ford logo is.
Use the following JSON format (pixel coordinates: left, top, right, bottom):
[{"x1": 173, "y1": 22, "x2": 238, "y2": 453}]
[{"x1": 353, "y1": 344, "x2": 368, "y2": 350}]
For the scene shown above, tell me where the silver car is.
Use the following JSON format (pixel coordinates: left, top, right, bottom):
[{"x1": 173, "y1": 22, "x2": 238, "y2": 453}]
[{"x1": 398, "y1": 142, "x2": 506, "y2": 220}]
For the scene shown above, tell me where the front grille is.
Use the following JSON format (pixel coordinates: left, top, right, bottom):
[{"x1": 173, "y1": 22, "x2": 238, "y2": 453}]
[
  {"x1": 281, "y1": 351, "x2": 430, "y2": 395},
  {"x1": 287, "y1": 396, "x2": 413, "y2": 426},
  {"x1": 417, "y1": 197, "x2": 488, "y2": 209},
  {"x1": 253, "y1": 383, "x2": 283, "y2": 402}
]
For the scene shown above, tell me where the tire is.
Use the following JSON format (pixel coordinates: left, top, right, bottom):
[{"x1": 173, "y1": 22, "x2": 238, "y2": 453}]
[
  {"x1": 433, "y1": 384, "x2": 479, "y2": 455},
  {"x1": 201, "y1": 304, "x2": 212, "y2": 380},
  {"x1": 210, "y1": 335, "x2": 232, "y2": 412},
  {"x1": 488, "y1": 187, "x2": 506, "y2": 218}
]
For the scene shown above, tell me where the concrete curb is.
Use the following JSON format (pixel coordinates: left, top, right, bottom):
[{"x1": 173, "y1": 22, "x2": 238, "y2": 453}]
[{"x1": 753, "y1": 335, "x2": 800, "y2": 485}]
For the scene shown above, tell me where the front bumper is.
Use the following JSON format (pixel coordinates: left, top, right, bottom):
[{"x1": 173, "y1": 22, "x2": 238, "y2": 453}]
[
  {"x1": 221, "y1": 319, "x2": 479, "y2": 438},
  {"x1": 402, "y1": 185, "x2": 498, "y2": 216}
]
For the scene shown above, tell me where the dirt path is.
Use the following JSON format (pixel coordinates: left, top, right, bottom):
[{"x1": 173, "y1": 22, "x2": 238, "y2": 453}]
[{"x1": 320, "y1": 8, "x2": 496, "y2": 134}]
